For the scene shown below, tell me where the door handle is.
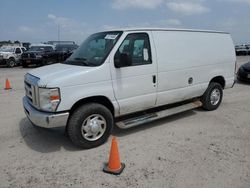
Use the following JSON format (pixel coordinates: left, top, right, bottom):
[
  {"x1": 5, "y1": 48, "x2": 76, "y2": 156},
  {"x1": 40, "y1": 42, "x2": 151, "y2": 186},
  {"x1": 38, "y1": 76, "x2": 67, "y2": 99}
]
[{"x1": 152, "y1": 75, "x2": 156, "y2": 84}]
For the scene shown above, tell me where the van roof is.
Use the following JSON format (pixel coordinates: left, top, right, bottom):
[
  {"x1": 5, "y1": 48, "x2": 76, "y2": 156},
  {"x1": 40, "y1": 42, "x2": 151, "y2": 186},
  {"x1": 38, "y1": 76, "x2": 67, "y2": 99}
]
[{"x1": 101, "y1": 28, "x2": 229, "y2": 34}]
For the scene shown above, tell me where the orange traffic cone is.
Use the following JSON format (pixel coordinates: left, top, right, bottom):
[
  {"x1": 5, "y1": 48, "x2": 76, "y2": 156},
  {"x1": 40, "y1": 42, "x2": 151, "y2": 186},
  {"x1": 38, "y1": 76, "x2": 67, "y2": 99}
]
[
  {"x1": 103, "y1": 136, "x2": 125, "y2": 175},
  {"x1": 4, "y1": 79, "x2": 12, "y2": 90}
]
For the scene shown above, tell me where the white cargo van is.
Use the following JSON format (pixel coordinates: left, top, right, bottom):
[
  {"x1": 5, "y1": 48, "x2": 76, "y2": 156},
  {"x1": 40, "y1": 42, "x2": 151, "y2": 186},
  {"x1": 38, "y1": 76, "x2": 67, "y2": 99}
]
[{"x1": 23, "y1": 28, "x2": 236, "y2": 148}]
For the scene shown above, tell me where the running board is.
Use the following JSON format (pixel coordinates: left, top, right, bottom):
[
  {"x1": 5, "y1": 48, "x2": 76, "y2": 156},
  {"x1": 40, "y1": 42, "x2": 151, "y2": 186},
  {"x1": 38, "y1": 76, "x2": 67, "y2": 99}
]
[{"x1": 116, "y1": 100, "x2": 202, "y2": 129}]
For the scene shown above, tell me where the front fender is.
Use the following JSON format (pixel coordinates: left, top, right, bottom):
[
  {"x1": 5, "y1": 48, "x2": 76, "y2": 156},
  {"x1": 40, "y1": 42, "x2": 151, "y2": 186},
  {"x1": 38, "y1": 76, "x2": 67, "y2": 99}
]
[{"x1": 57, "y1": 81, "x2": 119, "y2": 116}]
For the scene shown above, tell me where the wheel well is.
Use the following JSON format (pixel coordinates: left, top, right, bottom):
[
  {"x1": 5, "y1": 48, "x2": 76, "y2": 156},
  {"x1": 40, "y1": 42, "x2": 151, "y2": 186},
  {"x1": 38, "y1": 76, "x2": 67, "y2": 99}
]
[
  {"x1": 9, "y1": 57, "x2": 15, "y2": 61},
  {"x1": 210, "y1": 76, "x2": 225, "y2": 89},
  {"x1": 70, "y1": 96, "x2": 115, "y2": 115}
]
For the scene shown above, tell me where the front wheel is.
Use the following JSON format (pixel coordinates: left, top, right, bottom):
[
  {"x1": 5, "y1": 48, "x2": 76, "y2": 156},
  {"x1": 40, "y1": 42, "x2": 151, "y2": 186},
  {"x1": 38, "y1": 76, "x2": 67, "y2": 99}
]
[
  {"x1": 201, "y1": 82, "x2": 223, "y2": 111},
  {"x1": 67, "y1": 103, "x2": 114, "y2": 149},
  {"x1": 22, "y1": 61, "x2": 28, "y2": 68},
  {"x1": 7, "y1": 58, "x2": 16, "y2": 68}
]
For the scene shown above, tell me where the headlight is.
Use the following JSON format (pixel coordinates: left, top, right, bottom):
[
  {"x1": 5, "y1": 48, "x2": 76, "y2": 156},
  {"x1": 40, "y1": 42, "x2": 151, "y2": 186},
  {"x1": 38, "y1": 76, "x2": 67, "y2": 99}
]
[
  {"x1": 238, "y1": 66, "x2": 244, "y2": 73},
  {"x1": 3, "y1": 54, "x2": 9, "y2": 58},
  {"x1": 39, "y1": 87, "x2": 61, "y2": 112}
]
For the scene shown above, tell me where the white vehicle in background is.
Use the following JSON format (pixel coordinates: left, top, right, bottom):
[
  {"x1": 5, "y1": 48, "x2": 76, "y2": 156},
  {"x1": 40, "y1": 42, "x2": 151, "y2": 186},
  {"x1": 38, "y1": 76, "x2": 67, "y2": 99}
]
[
  {"x1": 23, "y1": 28, "x2": 236, "y2": 149},
  {"x1": 0, "y1": 46, "x2": 26, "y2": 67}
]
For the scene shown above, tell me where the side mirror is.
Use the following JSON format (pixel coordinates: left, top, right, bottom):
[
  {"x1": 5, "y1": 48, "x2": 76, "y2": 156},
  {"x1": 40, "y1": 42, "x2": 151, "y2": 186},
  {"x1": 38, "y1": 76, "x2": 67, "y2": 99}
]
[{"x1": 114, "y1": 53, "x2": 130, "y2": 68}]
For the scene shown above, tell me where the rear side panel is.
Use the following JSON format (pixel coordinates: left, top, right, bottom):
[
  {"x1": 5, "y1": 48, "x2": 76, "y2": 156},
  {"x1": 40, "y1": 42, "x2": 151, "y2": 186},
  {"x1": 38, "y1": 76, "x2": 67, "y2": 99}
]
[{"x1": 152, "y1": 30, "x2": 235, "y2": 106}]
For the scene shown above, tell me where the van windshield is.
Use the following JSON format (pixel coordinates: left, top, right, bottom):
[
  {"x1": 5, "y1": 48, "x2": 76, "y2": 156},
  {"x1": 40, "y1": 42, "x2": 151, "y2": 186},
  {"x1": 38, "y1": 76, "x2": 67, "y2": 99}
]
[{"x1": 63, "y1": 31, "x2": 122, "y2": 66}]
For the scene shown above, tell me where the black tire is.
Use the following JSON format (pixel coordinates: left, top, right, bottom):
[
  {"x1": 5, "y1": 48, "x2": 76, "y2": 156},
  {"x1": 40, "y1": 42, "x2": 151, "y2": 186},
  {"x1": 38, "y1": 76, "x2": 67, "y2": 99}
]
[
  {"x1": 7, "y1": 58, "x2": 16, "y2": 68},
  {"x1": 67, "y1": 103, "x2": 114, "y2": 149},
  {"x1": 41, "y1": 60, "x2": 47, "y2": 66},
  {"x1": 22, "y1": 62, "x2": 28, "y2": 68},
  {"x1": 201, "y1": 82, "x2": 223, "y2": 111}
]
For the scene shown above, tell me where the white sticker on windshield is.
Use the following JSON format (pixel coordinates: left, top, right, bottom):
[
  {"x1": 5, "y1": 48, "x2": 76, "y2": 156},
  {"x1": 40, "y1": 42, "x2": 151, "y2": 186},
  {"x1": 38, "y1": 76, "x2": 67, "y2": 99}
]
[
  {"x1": 143, "y1": 48, "x2": 149, "y2": 61},
  {"x1": 105, "y1": 34, "x2": 118, "y2": 40}
]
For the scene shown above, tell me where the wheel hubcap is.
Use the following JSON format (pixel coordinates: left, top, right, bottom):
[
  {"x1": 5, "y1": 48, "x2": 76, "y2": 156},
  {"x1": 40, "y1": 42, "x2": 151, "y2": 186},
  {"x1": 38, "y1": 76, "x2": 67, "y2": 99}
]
[
  {"x1": 81, "y1": 114, "x2": 106, "y2": 141},
  {"x1": 9, "y1": 61, "x2": 15, "y2": 67},
  {"x1": 210, "y1": 88, "x2": 220, "y2": 105}
]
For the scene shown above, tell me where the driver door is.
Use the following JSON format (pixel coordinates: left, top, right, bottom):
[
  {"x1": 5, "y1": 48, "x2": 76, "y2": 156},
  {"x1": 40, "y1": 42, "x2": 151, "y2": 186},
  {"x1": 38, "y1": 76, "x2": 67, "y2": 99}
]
[
  {"x1": 15, "y1": 48, "x2": 22, "y2": 59},
  {"x1": 110, "y1": 32, "x2": 157, "y2": 115}
]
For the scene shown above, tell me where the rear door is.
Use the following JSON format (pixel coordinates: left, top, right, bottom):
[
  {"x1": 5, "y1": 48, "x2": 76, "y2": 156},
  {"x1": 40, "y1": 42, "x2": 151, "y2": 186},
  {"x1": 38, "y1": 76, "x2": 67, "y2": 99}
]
[{"x1": 110, "y1": 32, "x2": 157, "y2": 115}]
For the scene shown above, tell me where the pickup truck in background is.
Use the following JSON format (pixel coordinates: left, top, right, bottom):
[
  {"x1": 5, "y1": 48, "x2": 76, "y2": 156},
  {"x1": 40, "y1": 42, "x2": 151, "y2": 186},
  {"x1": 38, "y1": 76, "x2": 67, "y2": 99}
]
[
  {"x1": 0, "y1": 46, "x2": 26, "y2": 67},
  {"x1": 43, "y1": 43, "x2": 78, "y2": 64},
  {"x1": 235, "y1": 45, "x2": 250, "y2": 56},
  {"x1": 21, "y1": 44, "x2": 55, "y2": 67},
  {"x1": 21, "y1": 43, "x2": 78, "y2": 67}
]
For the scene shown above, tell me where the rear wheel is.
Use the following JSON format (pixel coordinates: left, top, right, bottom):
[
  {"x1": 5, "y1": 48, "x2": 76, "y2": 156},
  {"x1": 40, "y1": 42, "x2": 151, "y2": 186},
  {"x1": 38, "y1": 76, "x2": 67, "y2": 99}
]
[
  {"x1": 201, "y1": 82, "x2": 223, "y2": 111},
  {"x1": 67, "y1": 103, "x2": 114, "y2": 149},
  {"x1": 39, "y1": 60, "x2": 47, "y2": 67}
]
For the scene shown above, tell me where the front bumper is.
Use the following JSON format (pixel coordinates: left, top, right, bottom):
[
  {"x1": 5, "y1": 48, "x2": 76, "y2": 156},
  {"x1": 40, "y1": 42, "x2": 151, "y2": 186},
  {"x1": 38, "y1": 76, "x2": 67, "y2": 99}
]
[
  {"x1": 21, "y1": 58, "x2": 43, "y2": 65},
  {"x1": 237, "y1": 70, "x2": 250, "y2": 82},
  {"x1": 23, "y1": 97, "x2": 69, "y2": 128}
]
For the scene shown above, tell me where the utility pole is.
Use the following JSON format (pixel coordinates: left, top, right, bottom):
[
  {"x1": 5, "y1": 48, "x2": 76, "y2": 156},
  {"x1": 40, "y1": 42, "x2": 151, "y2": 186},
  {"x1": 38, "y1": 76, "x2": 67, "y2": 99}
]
[{"x1": 58, "y1": 24, "x2": 60, "y2": 44}]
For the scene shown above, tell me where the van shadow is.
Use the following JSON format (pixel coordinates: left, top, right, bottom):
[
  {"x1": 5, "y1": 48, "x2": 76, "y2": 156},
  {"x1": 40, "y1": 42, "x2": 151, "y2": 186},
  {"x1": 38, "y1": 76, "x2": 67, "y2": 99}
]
[
  {"x1": 112, "y1": 110, "x2": 196, "y2": 137},
  {"x1": 20, "y1": 110, "x2": 196, "y2": 152},
  {"x1": 19, "y1": 118, "x2": 79, "y2": 153}
]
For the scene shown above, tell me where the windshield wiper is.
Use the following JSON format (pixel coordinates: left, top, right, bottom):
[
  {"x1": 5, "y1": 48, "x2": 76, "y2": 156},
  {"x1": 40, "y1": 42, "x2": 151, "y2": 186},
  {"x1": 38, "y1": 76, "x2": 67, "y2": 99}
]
[
  {"x1": 72, "y1": 57, "x2": 96, "y2": 66},
  {"x1": 74, "y1": 57, "x2": 87, "y2": 61},
  {"x1": 73, "y1": 57, "x2": 91, "y2": 66},
  {"x1": 63, "y1": 57, "x2": 97, "y2": 66}
]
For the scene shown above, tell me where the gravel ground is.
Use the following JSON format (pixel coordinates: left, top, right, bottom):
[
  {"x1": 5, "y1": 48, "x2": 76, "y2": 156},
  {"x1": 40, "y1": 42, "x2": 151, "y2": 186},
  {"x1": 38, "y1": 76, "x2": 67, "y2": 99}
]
[{"x1": 0, "y1": 57, "x2": 250, "y2": 188}]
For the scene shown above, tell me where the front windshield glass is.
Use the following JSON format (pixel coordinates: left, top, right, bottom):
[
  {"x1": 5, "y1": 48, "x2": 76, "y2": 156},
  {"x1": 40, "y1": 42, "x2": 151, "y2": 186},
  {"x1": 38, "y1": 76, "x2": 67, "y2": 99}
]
[
  {"x1": 29, "y1": 46, "x2": 46, "y2": 51},
  {"x1": 63, "y1": 31, "x2": 122, "y2": 66},
  {"x1": 56, "y1": 45, "x2": 74, "y2": 52},
  {"x1": 0, "y1": 47, "x2": 14, "y2": 52}
]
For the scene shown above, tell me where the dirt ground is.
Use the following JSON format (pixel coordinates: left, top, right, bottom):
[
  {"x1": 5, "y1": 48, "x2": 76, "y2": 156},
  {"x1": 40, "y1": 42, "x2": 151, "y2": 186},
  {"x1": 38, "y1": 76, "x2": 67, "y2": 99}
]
[{"x1": 0, "y1": 56, "x2": 250, "y2": 188}]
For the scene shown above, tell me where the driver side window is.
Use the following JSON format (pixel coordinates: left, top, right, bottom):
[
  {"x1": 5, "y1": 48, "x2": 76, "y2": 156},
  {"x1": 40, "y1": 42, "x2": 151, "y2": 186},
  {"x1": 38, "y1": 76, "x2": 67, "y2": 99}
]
[
  {"x1": 15, "y1": 48, "x2": 21, "y2": 54},
  {"x1": 115, "y1": 33, "x2": 152, "y2": 67}
]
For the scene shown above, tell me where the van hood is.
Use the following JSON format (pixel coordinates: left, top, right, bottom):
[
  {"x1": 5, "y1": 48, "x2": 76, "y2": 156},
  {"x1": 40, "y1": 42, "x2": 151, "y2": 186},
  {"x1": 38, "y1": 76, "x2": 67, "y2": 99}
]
[{"x1": 28, "y1": 63, "x2": 107, "y2": 87}]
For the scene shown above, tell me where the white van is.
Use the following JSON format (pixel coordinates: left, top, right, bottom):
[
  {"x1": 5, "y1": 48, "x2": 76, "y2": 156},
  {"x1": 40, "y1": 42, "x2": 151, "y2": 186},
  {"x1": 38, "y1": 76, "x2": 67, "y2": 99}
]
[{"x1": 23, "y1": 28, "x2": 236, "y2": 148}]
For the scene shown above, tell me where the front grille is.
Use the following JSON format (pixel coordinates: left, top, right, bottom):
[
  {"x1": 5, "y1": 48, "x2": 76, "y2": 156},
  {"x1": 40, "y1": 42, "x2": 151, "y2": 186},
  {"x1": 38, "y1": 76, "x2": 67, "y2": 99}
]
[
  {"x1": 24, "y1": 81, "x2": 33, "y2": 102},
  {"x1": 22, "y1": 53, "x2": 36, "y2": 59},
  {"x1": 24, "y1": 74, "x2": 40, "y2": 108}
]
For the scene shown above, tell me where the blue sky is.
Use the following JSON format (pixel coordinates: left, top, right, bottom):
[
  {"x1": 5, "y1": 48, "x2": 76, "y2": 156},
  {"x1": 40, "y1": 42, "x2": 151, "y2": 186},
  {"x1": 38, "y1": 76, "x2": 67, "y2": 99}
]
[{"x1": 0, "y1": 0, "x2": 250, "y2": 45}]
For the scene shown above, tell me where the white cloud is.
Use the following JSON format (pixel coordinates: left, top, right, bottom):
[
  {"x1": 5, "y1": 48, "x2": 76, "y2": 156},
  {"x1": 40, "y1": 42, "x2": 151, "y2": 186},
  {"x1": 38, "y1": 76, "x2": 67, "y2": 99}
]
[
  {"x1": 18, "y1": 26, "x2": 34, "y2": 33},
  {"x1": 48, "y1": 14, "x2": 56, "y2": 20},
  {"x1": 166, "y1": 1, "x2": 210, "y2": 15},
  {"x1": 101, "y1": 25, "x2": 119, "y2": 30},
  {"x1": 112, "y1": 0, "x2": 163, "y2": 9},
  {"x1": 100, "y1": 19, "x2": 182, "y2": 31},
  {"x1": 47, "y1": 14, "x2": 80, "y2": 28},
  {"x1": 160, "y1": 18, "x2": 182, "y2": 26},
  {"x1": 47, "y1": 14, "x2": 90, "y2": 43},
  {"x1": 111, "y1": 0, "x2": 210, "y2": 15},
  {"x1": 226, "y1": 0, "x2": 250, "y2": 3}
]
